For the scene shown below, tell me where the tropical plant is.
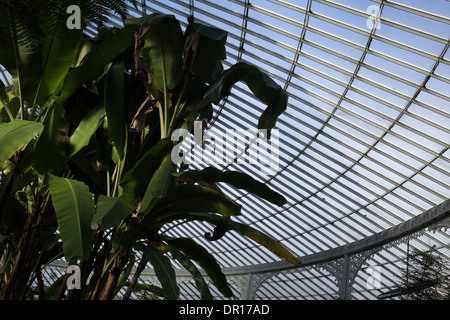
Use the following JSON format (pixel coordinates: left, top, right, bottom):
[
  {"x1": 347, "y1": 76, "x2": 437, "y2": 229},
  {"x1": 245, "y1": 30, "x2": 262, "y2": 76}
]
[
  {"x1": 378, "y1": 247, "x2": 450, "y2": 300},
  {"x1": 0, "y1": 2, "x2": 299, "y2": 300}
]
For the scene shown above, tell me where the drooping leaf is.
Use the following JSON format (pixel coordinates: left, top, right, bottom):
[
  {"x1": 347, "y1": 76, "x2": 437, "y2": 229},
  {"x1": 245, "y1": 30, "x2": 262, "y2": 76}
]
[
  {"x1": 131, "y1": 283, "x2": 165, "y2": 298},
  {"x1": 201, "y1": 62, "x2": 288, "y2": 137},
  {"x1": 143, "y1": 14, "x2": 184, "y2": 92},
  {"x1": 124, "y1": 185, "x2": 241, "y2": 242},
  {"x1": 170, "y1": 212, "x2": 301, "y2": 265},
  {"x1": 104, "y1": 56, "x2": 127, "y2": 160},
  {"x1": 134, "y1": 242, "x2": 180, "y2": 300},
  {"x1": 172, "y1": 167, "x2": 287, "y2": 206},
  {"x1": 0, "y1": 119, "x2": 43, "y2": 164},
  {"x1": 92, "y1": 195, "x2": 135, "y2": 231},
  {"x1": 48, "y1": 174, "x2": 94, "y2": 261},
  {"x1": 183, "y1": 16, "x2": 227, "y2": 86},
  {"x1": 32, "y1": 103, "x2": 67, "y2": 174},
  {"x1": 165, "y1": 237, "x2": 233, "y2": 298},
  {"x1": 258, "y1": 90, "x2": 289, "y2": 139},
  {"x1": 225, "y1": 219, "x2": 301, "y2": 265},
  {"x1": 166, "y1": 244, "x2": 213, "y2": 300},
  {"x1": 68, "y1": 103, "x2": 105, "y2": 158}
]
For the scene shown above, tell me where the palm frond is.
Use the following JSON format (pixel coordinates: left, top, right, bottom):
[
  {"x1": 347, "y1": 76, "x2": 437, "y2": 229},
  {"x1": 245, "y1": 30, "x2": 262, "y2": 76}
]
[{"x1": 0, "y1": 0, "x2": 136, "y2": 47}]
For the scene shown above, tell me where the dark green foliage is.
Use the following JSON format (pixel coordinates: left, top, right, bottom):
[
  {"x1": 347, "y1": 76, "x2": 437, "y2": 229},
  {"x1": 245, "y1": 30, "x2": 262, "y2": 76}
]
[
  {"x1": 399, "y1": 248, "x2": 450, "y2": 300},
  {"x1": 379, "y1": 247, "x2": 450, "y2": 300},
  {"x1": 0, "y1": 3, "x2": 298, "y2": 300}
]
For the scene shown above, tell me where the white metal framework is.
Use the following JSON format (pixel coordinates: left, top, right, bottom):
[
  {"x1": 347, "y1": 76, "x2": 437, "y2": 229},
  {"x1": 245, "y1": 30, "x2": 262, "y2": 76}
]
[{"x1": 2, "y1": 0, "x2": 449, "y2": 300}]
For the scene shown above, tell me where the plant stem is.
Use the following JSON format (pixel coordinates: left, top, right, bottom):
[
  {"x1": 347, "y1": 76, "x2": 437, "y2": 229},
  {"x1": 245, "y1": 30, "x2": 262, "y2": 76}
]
[
  {"x1": 1, "y1": 196, "x2": 43, "y2": 299},
  {"x1": 1, "y1": 102, "x2": 14, "y2": 121},
  {"x1": 112, "y1": 158, "x2": 122, "y2": 198},
  {"x1": 106, "y1": 169, "x2": 111, "y2": 197},
  {"x1": 37, "y1": 99, "x2": 55, "y2": 123},
  {"x1": 96, "y1": 247, "x2": 130, "y2": 300},
  {"x1": 158, "y1": 101, "x2": 165, "y2": 138},
  {"x1": 35, "y1": 267, "x2": 46, "y2": 300},
  {"x1": 123, "y1": 255, "x2": 147, "y2": 300},
  {"x1": 161, "y1": 54, "x2": 169, "y2": 138},
  {"x1": 163, "y1": 94, "x2": 168, "y2": 139}
]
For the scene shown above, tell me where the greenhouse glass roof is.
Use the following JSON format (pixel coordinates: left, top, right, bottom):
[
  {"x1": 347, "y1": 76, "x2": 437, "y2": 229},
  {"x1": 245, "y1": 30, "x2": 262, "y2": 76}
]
[{"x1": 1, "y1": 0, "x2": 449, "y2": 300}]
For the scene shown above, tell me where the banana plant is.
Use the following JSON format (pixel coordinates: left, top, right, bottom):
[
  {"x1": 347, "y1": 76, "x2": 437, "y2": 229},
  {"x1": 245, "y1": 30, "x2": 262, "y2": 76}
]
[{"x1": 0, "y1": 4, "x2": 300, "y2": 300}]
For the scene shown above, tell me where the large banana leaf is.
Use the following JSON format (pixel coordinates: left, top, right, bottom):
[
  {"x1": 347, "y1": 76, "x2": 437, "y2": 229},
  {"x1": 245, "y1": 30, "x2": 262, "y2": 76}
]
[
  {"x1": 143, "y1": 14, "x2": 184, "y2": 92},
  {"x1": 104, "y1": 57, "x2": 127, "y2": 160},
  {"x1": 165, "y1": 237, "x2": 233, "y2": 298},
  {"x1": 172, "y1": 167, "x2": 287, "y2": 206},
  {"x1": 134, "y1": 242, "x2": 179, "y2": 300},
  {"x1": 48, "y1": 174, "x2": 95, "y2": 261},
  {"x1": 182, "y1": 17, "x2": 227, "y2": 97},
  {"x1": 0, "y1": 119, "x2": 43, "y2": 164},
  {"x1": 32, "y1": 103, "x2": 67, "y2": 174}
]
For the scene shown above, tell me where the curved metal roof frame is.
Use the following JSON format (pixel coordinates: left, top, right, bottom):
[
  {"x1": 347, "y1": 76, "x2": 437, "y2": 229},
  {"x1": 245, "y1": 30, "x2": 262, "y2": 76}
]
[{"x1": 2, "y1": 0, "x2": 449, "y2": 300}]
